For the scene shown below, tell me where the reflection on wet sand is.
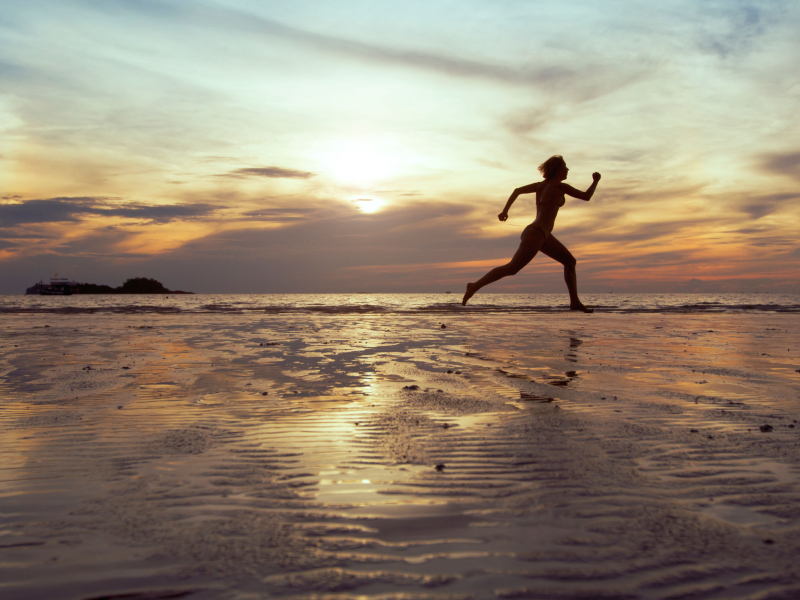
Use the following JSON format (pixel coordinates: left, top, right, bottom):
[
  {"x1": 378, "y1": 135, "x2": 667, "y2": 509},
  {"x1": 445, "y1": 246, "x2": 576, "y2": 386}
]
[{"x1": 1, "y1": 312, "x2": 800, "y2": 599}]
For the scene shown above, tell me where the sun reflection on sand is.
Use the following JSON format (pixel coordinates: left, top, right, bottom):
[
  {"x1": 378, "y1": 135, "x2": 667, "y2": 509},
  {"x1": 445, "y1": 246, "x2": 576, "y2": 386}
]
[{"x1": 3, "y1": 311, "x2": 800, "y2": 598}]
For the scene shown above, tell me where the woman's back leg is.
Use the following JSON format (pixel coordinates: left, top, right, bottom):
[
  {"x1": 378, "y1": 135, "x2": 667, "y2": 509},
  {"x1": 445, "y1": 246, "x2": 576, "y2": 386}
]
[{"x1": 462, "y1": 230, "x2": 545, "y2": 305}]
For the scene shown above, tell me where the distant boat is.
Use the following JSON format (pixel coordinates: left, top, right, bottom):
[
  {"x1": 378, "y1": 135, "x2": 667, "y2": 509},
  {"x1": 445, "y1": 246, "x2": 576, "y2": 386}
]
[{"x1": 26, "y1": 276, "x2": 79, "y2": 295}]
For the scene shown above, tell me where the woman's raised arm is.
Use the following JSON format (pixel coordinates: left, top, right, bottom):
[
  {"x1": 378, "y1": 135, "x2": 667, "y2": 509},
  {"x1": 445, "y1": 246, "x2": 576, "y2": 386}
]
[{"x1": 561, "y1": 172, "x2": 601, "y2": 201}]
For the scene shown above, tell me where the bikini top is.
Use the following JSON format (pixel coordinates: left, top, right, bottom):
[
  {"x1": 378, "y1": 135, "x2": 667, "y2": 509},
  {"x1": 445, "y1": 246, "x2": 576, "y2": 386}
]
[{"x1": 535, "y1": 180, "x2": 565, "y2": 207}]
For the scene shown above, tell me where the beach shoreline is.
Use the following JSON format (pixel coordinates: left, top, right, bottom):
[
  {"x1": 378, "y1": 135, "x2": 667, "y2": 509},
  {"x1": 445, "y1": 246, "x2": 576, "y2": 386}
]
[{"x1": 2, "y1": 311, "x2": 800, "y2": 599}]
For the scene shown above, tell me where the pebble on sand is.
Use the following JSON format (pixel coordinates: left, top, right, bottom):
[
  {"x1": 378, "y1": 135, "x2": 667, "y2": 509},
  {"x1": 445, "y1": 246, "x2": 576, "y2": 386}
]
[
  {"x1": 435, "y1": 464, "x2": 445, "y2": 471},
  {"x1": 760, "y1": 424, "x2": 773, "y2": 432},
  {"x1": 403, "y1": 385, "x2": 420, "y2": 390}
]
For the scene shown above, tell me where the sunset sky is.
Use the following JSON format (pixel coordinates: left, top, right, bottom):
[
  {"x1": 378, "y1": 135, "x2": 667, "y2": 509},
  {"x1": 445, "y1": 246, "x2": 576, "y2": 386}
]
[{"x1": 2, "y1": 0, "x2": 799, "y2": 294}]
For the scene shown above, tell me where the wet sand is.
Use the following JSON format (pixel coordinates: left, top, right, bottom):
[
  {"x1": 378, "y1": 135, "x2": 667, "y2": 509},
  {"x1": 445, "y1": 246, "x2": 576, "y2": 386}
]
[{"x1": 2, "y1": 312, "x2": 800, "y2": 599}]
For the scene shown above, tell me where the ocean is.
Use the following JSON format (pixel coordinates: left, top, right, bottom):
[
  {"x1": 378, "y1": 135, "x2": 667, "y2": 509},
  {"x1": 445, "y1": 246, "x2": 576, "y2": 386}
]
[{"x1": 2, "y1": 292, "x2": 800, "y2": 314}]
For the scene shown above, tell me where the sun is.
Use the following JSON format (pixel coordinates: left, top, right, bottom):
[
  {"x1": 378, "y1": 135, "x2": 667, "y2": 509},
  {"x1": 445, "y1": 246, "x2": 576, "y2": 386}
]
[
  {"x1": 352, "y1": 197, "x2": 386, "y2": 214},
  {"x1": 322, "y1": 141, "x2": 393, "y2": 187}
]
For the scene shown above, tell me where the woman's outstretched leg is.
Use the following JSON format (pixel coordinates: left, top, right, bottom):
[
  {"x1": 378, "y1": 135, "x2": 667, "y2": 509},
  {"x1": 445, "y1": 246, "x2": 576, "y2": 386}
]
[
  {"x1": 540, "y1": 234, "x2": 593, "y2": 313},
  {"x1": 462, "y1": 231, "x2": 544, "y2": 305}
]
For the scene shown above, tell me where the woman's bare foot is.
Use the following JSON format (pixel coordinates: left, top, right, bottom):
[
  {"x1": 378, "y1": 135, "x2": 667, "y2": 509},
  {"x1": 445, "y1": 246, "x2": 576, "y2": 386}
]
[
  {"x1": 570, "y1": 302, "x2": 594, "y2": 313},
  {"x1": 462, "y1": 283, "x2": 478, "y2": 306}
]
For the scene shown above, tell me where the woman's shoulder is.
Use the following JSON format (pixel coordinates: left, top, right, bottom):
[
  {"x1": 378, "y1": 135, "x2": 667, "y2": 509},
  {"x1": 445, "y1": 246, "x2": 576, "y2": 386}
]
[{"x1": 539, "y1": 179, "x2": 565, "y2": 192}]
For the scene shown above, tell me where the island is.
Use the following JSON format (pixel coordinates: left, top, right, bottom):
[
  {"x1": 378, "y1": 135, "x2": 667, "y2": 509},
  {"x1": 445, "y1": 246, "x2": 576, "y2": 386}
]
[{"x1": 26, "y1": 277, "x2": 193, "y2": 295}]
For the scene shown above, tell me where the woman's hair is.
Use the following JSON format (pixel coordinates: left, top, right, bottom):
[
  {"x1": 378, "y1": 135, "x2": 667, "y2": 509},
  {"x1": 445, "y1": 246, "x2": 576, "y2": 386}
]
[{"x1": 538, "y1": 155, "x2": 565, "y2": 179}]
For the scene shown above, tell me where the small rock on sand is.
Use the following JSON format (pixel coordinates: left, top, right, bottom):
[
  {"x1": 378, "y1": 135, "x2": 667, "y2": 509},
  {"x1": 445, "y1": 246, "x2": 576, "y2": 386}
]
[
  {"x1": 435, "y1": 464, "x2": 445, "y2": 471},
  {"x1": 403, "y1": 385, "x2": 420, "y2": 390},
  {"x1": 760, "y1": 424, "x2": 773, "y2": 432}
]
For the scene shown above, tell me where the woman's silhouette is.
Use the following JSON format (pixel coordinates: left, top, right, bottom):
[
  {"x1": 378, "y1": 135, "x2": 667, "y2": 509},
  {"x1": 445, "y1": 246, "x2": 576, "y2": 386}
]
[{"x1": 462, "y1": 156, "x2": 600, "y2": 311}]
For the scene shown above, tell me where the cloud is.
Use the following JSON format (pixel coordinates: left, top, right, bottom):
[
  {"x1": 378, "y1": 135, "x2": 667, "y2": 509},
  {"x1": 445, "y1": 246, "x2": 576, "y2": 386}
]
[
  {"x1": 167, "y1": 3, "x2": 647, "y2": 102},
  {"x1": 503, "y1": 108, "x2": 553, "y2": 136},
  {"x1": 99, "y1": 203, "x2": 218, "y2": 223},
  {"x1": 740, "y1": 193, "x2": 797, "y2": 219},
  {"x1": 694, "y1": 2, "x2": 774, "y2": 59},
  {"x1": 557, "y1": 220, "x2": 693, "y2": 244},
  {"x1": 683, "y1": 277, "x2": 707, "y2": 290},
  {"x1": 240, "y1": 207, "x2": 318, "y2": 222},
  {"x1": 217, "y1": 9, "x2": 575, "y2": 88},
  {"x1": 221, "y1": 167, "x2": 315, "y2": 179},
  {"x1": 759, "y1": 151, "x2": 800, "y2": 181},
  {"x1": 0, "y1": 197, "x2": 217, "y2": 226},
  {"x1": 0, "y1": 197, "x2": 97, "y2": 226}
]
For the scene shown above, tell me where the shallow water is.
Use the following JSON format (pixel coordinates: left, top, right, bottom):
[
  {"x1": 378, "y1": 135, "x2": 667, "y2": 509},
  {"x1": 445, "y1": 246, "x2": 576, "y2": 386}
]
[
  {"x1": 1, "y1": 292, "x2": 799, "y2": 315},
  {"x1": 1, "y1": 309, "x2": 800, "y2": 599}
]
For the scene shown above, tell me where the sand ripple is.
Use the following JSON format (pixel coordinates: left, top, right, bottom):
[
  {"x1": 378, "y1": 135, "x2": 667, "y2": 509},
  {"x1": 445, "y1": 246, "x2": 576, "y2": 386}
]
[{"x1": 1, "y1": 312, "x2": 800, "y2": 599}]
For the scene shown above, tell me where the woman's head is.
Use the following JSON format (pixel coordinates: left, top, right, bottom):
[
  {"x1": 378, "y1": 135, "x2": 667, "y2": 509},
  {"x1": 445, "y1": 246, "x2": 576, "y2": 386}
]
[{"x1": 538, "y1": 155, "x2": 567, "y2": 180}]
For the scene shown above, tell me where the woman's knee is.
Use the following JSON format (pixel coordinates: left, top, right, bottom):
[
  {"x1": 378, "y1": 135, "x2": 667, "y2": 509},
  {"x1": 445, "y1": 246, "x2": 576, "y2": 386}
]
[
  {"x1": 497, "y1": 263, "x2": 522, "y2": 277},
  {"x1": 562, "y1": 254, "x2": 577, "y2": 269},
  {"x1": 507, "y1": 262, "x2": 524, "y2": 275}
]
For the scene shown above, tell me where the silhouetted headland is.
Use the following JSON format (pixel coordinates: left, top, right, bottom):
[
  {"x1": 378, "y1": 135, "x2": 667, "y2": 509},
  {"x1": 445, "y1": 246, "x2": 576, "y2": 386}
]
[{"x1": 26, "y1": 277, "x2": 193, "y2": 295}]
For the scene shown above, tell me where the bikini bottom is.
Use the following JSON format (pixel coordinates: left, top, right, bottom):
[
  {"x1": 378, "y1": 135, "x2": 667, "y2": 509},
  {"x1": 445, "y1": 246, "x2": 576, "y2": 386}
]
[{"x1": 521, "y1": 222, "x2": 550, "y2": 241}]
